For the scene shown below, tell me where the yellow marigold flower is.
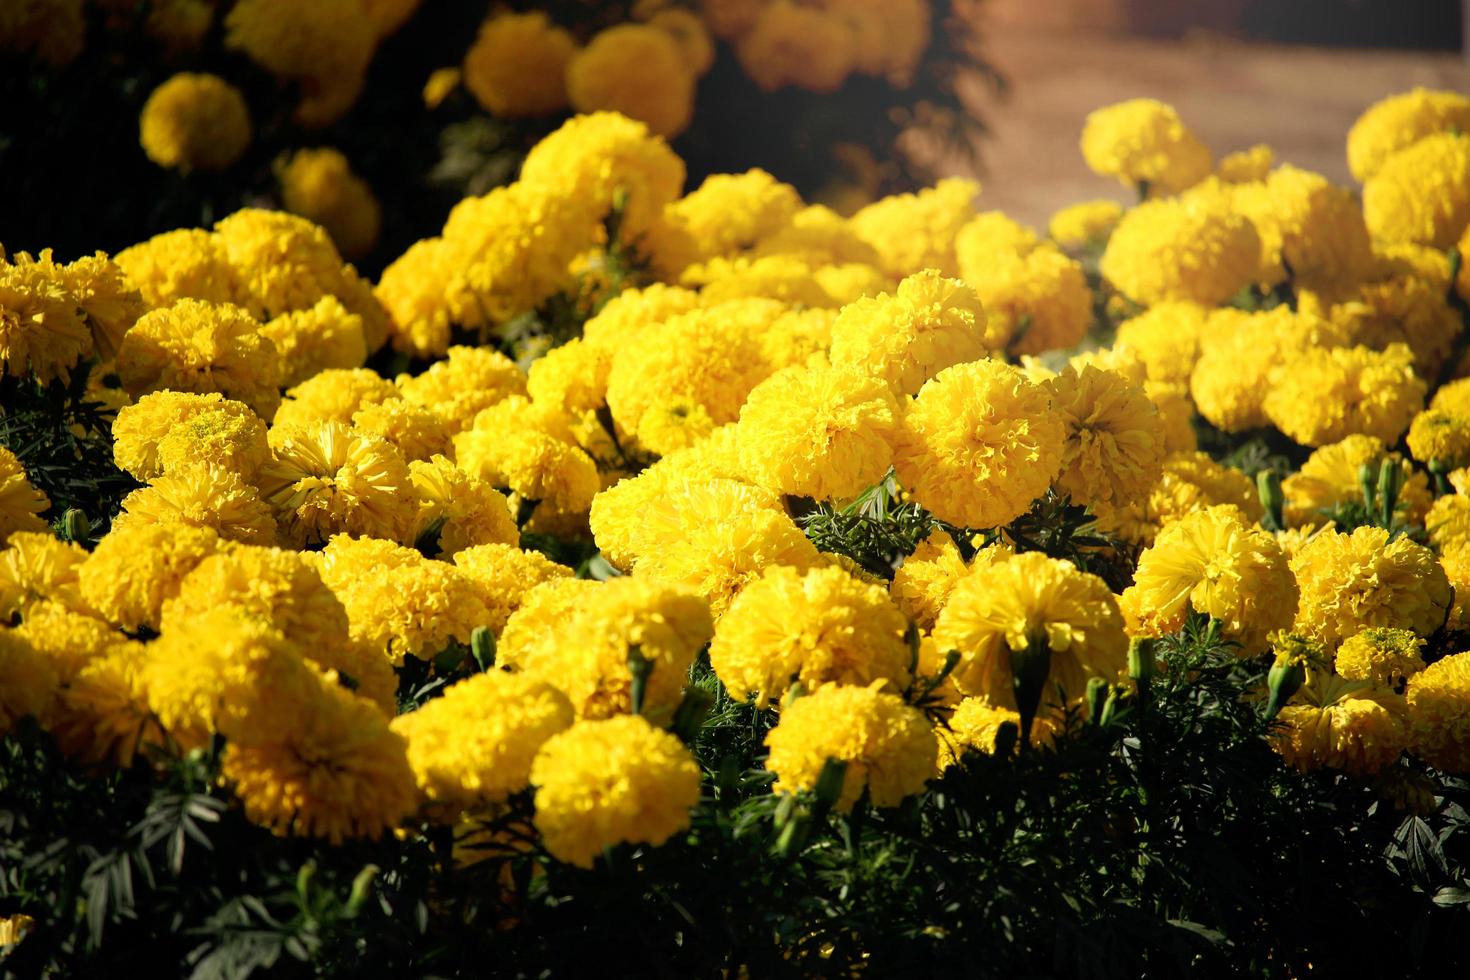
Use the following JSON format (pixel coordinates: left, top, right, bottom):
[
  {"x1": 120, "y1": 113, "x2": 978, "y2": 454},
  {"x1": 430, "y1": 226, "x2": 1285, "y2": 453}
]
[
  {"x1": 1044, "y1": 364, "x2": 1165, "y2": 515},
  {"x1": 829, "y1": 271, "x2": 990, "y2": 397},
  {"x1": 0, "y1": 249, "x2": 91, "y2": 383},
  {"x1": 57, "y1": 252, "x2": 145, "y2": 361},
  {"x1": 78, "y1": 522, "x2": 219, "y2": 632},
  {"x1": 507, "y1": 577, "x2": 712, "y2": 722},
  {"x1": 260, "y1": 294, "x2": 367, "y2": 388},
  {"x1": 1048, "y1": 199, "x2": 1124, "y2": 249},
  {"x1": 1264, "y1": 343, "x2": 1424, "y2": 448},
  {"x1": 711, "y1": 564, "x2": 911, "y2": 707},
  {"x1": 631, "y1": 398, "x2": 715, "y2": 457},
  {"x1": 1336, "y1": 628, "x2": 1426, "y2": 687},
  {"x1": 1363, "y1": 132, "x2": 1470, "y2": 249},
  {"x1": 1274, "y1": 671, "x2": 1409, "y2": 776},
  {"x1": 408, "y1": 455, "x2": 516, "y2": 558},
  {"x1": 933, "y1": 551, "x2": 1126, "y2": 706},
  {"x1": 962, "y1": 243, "x2": 1092, "y2": 356},
  {"x1": 734, "y1": 363, "x2": 897, "y2": 502},
  {"x1": 452, "y1": 543, "x2": 572, "y2": 635},
  {"x1": 754, "y1": 203, "x2": 878, "y2": 266},
  {"x1": 646, "y1": 7, "x2": 715, "y2": 76},
  {"x1": 605, "y1": 303, "x2": 772, "y2": 437},
  {"x1": 1080, "y1": 98, "x2": 1212, "y2": 194},
  {"x1": 1440, "y1": 542, "x2": 1470, "y2": 631},
  {"x1": 1217, "y1": 144, "x2": 1274, "y2": 183},
  {"x1": 1302, "y1": 269, "x2": 1461, "y2": 379},
  {"x1": 112, "y1": 391, "x2": 264, "y2": 481},
  {"x1": 1290, "y1": 525, "x2": 1452, "y2": 649},
  {"x1": 315, "y1": 534, "x2": 490, "y2": 666},
  {"x1": 1282, "y1": 434, "x2": 1429, "y2": 529},
  {"x1": 735, "y1": 1, "x2": 855, "y2": 93},
  {"x1": 1408, "y1": 409, "x2": 1470, "y2": 470},
  {"x1": 116, "y1": 464, "x2": 276, "y2": 545},
  {"x1": 51, "y1": 638, "x2": 160, "y2": 768},
  {"x1": 566, "y1": 25, "x2": 694, "y2": 138},
  {"x1": 1233, "y1": 165, "x2": 1376, "y2": 289},
  {"x1": 685, "y1": 254, "x2": 836, "y2": 308},
  {"x1": 394, "y1": 671, "x2": 573, "y2": 819},
  {"x1": 520, "y1": 112, "x2": 685, "y2": 243},
  {"x1": 940, "y1": 696, "x2": 1058, "y2": 765},
  {"x1": 397, "y1": 344, "x2": 526, "y2": 432},
  {"x1": 375, "y1": 238, "x2": 457, "y2": 358},
  {"x1": 530, "y1": 714, "x2": 699, "y2": 867},
  {"x1": 1405, "y1": 651, "x2": 1470, "y2": 772},
  {"x1": 223, "y1": 675, "x2": 415, "y2": 843},
  {"x1": 1145, "y1": 379, "x2": 1198, "y2": 454},
  {"x1": 1098, "y1": 450, "x2": 1260, "y2": 546},
  {"x1": 0, "y1": 531, "x2": 87, "y2": 621},
  {"x1": 889, "y1": 530, "x2": 982, "y2": 632},
  {"x1": 275, "y1": 149, "x2": 380, "y2": 261},
  {"x1": 11, "y1": 600, "x2": 119, "y2": 683},
  {"x1": 453, "y1": 429, "x2": 599, "y2": 516},
  {"x1": 274, "y1": 367, "x2": 400, "y2": 430},
  {"x1": 117, "y1": 299, "x2": 282, "y2": 418},
  {"x1": 139, "y1": 73, "x2": 251, "y2": 172},
  {"x1": 0, "y1": 630, "x2": 58, "y2": 735},
  {"x1": 258, "y1": 423, "x2": 412, "y2": 547},
  {"x1": 1348, "y1": 87, "x2": 1470, "y2": 182},
  {"x1": 1434, "y1": 377, "x2": 1470, "y2": 417},
  {"x1": 462, "y1": 10, "x2": 576, "y2": 118},
  {"x1": 849, "y1": 177, "x2": 979, "y2": 280},
  {"x1": 468, "y1": 393, "x2": 577, "y2": 445},
  {"x1": 0, "y1": 446, "x2": 49, "y2": 545},
  {"x1": 581, "y1": 283, "x2": 700, "y2": 350},
  {"x1": 590, "y1": 467, "x2": 777, "y2": 571},
  {"x1": 1100, "y1": 195, "x2": 1260, "y2": 307},
  {"x1": 224, "y1": 0, "x2": 374, "y2": 127},
  {"x1": 1428, "y1": 492, "x2": 1470, "y2": 553},
  {"x1": 892, "y1": 359, "x2": 1065, "y2": 530},
  {"x1": 351, "y1": 398, "x2": 450, "y2": 463},
  {"x1": 765, "y1": 682, "x2": 935, "y2": 812},
  {"x1": 1121, "y1": 506, "x2": 1297, "y2": 655},
  {"x1": 756, "y1": 307, "x2": 838, "y2": 371},
  {"x1": 812, "y1": 263, "x2": 889, "y2": 306},
  {"x1": 663, "y1": 169, "x2": 802, "y2": 263},
  {"x1": 114, "y1": 228, "x2": 240, "y2": 309},
  {"x1": 526, "y1": 338, "x2": 612, "y2": 417},
  {"x1": 497, "y1": 577, "x2": 601, "y2": 667}
]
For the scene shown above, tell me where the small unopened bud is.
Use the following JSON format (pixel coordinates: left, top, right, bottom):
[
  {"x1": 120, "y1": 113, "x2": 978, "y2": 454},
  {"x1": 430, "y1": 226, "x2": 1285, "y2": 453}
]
[
  {"x1": 296, "y1": 860, "x2": 317, "y2": 902},
  {"x1": 470, "y1": 626, "x2": 495, "y2": 672},
  {"x1": 813, "y1": 758, "x2": 848, "y2": 810},
  {"x1": 1255, "y1": 470, "x2": 1284, "y2": 531},
  {"x1": 345, "y1": 864, "x2": 379, "y2": 918},
  {"x1": 1264, "y1": 653, "x2": 1307, "y2": 721},
  {"x1": 1127, "y1": 637, "x2": 1156, "y2": 685},
  {"x1": 1357, "y1": 462, "x2": 1377, "y2": 512},
  {"x1": 60, "y1": 508, "x2": 89, "y2": 543},
  {"x1": 1086, "y1": 677, "x2": 1109, "y2": 725},
  {"x1": 1376, "y1": 457, "x2": 1403, "y2": 529}
]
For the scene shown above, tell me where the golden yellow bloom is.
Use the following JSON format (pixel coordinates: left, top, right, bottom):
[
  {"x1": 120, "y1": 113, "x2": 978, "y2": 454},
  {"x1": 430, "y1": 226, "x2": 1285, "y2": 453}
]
[
  {"x1": 711, "y1": 564, "x2": 911, "y2": 707},
  {"x1": 0, "y1": 531, "x2": 88, "y2": 621},
  {"x1": 452, "y1": 543, "x2": 573, "y2": 635},
  {"x1": 1098, "y1": 450, "x2": 1261, "y2": 546},
  {"x1": 1114, "y1": 302, "x2": 1209, "y2": 385},
  {"x1": 56, "y1": 252, "x2": 145, "y2": 360},
  {"x1": 1274, "y1": 671, "x2": 1409, "y2": 776},
  {"x1": 0, "y1": 446, "x2": 49, "y2": 546},
  {"x1": 0, "y1": 629, "x2": 58, "y2": 736},
  {"x1": 78, "y1": 522, "x2": 220, "y2": 632},
  {"x1": 374, "y1": 238, "x2": 457, "y2": 359},
  {"x1": 1232, "y1": 165, "x2": 1375, "y2": 290},
  {"x1": 397, "y1": 344, "x2": 527, "y2": 432},
  {"x1": 566, "y1": 25, "x2": 695, "y2": 138},
  {"x1": 223, "y1": 676, "x2": 416, "y2": 843},
  {"x1": 940, "y1": 696, "x2": 1058, "y2": 765},
  {"x1": 394, "y1": 671, "x2": 573, "y2": 819},
  {"x1": 408, "y1": 455, "x2": 517, "y2": 559},
  {"x1": 1290, "y1": 525, "x2": 1452, "y2": 649},
  {"x1": 1282, "y1": 434, "x2": 1429, "y2": 528},
  {"x1": 734, "y1": 363, "x2": 897, "y2": 502},
  {"x1": 1080, "y1": 99, "x2": 1212, "y2": 193},
  {"x1": 116, "y1": 463, "x2": 276, "y2": 545},
  {"x1": 117, "y1": 299, "x2": 282, "y2": 418},
  {"x1": 112, "y1": 391, "x2": 264, "y2": 482},
  {"x1": 258, "y1": 422, "x2": 413, "y2": 547},
  {"x1": 114, "y1": 228, "x2": 240, "y2": 309},
  {"x1": 764, "y1": 682, "x2": 935, "y2": 812},
  {"x1": 50, "y1": 637, "x2": 162, "y2": 768},
  {"x1": 829, "y1": 271, "x2": 991, "y2": 397},
  {"x1": 892, "y1": 359, "x2": 1065, "y2": 530},
  {"x1": 1363, "y1": 132, "x2": 1470, "y2": 249},
  {"x1": 1405, "y1": 651, "x2": 1470, "y2": 773},
  {"x1": 1348, "y1": 87, "x2": 1470, "y2": 182},
  {"x1": 1264, "y1": 343, "x2": 1424, "y2": 448},
  {"x1": 139, "y1": 73, "x2": 251, "y2": 172},
  {"x1": 274, "y1": 367, "x2": 400, "y2": 430},
  {"x1": 663, "y1": 169, "x2": 800, "y2": 263},
  {"x1": 224, "y1": 0, "x2": 374, "y2": 127},
  {"x1": 453, "y1": 428, "x2": 599, "y2": 516},
  {"x1": 1048, "y1": 199, "x2": 1124, "y2": 249},
  {"x1": 1336, "y1": 628, "x2": 1425, "y2": 687},
  {"x1": 961, "y1": 242, "x2": 1092, "y2": 356},
  {"x1": 735, "y1": 1, "x2": 855, "y2": 93},
  {"x1": 0, "y1": 248, "x2": 91, "y2": 383},
  {"x1": 889, "y1": 530, "x2": 982, "y2": 632},
  {"x1": 526, "y1": 338, "x2": 611, "y2": 418},
  {"x1": 1121, "y1": 506, "x2": 1297, "y2": 655},
  {"x1": 933, "y1": 551, "x2": 1126, "y2": 706},
  {"x1": 462, "y1": 11, "x2": 575, "y2": 118},
  {"x1": 1217, "y1": 144, "x2": 1274, "y2": 183},
  {"x1": 1044, "y1": 364, "x2": 1165, "y2": 515},
  {"x1": 1100, "y1": 195, "x2": 1261, "y2": 306},
  {"x1": 849, "y1": 177, "x2": 979, "y2": 280},
  {"x1": 276, "y1": 149, "x2": 381, "y2": 261},
  {"x1": 1408, "y1": 409, "x2": 1470, "y2": 470},
  {"x1": 350, "y1": 398, "x2": 449, "y2": 464}
]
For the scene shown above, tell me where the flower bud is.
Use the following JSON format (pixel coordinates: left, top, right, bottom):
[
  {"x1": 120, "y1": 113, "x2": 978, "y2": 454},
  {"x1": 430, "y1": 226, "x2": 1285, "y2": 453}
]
[
  {"x1": 1086, "y1": 676, "x2": 1109, "y2": 725},
  {"x1": 470, "y1": 626, "x2": 495, "y2": 671},
  {"x1": 345, "y1": 863, "x2": 379, "y2": 918},
  {"x1": 60, "y1": 508, "x2": 90, "y2": 543},
  {"x1": 1265, "y1": 652, "x2": 1306, "y2": 721},
  {"x1": 1376, "y1": 456, "x2": 1402, "y2": 529},
  {"x1": 1255, "y1": 470, "x2": 1284, "y2": 531}
]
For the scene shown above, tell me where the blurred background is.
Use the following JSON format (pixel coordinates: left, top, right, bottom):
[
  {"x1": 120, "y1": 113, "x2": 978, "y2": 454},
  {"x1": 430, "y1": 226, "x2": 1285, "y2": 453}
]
[{"x1": 971, "y1": 0, "x2": 1470, "y2": 225}]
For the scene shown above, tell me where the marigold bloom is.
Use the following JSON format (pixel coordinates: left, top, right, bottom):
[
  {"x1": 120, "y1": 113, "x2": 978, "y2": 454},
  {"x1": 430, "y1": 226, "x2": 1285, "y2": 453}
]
[
  {"x1": 530, "y1": 714, "x2": 701, "y2": 867},
  {"x1": 735, "y1": 1, "x2": 856, "y2": 93},
  {"x1": 452, "y1": 543, "x2": 573, "y2": 634},
  {"x1": 1044, "y1": 365, "x2": 1165, "y2": 515},
  {"x1": 1114, "y1": 302, "x2": 1209, "y2": 385},
  {"x1": 139, "y1": 73, "x2": 251, "y2": 172},
  {"x1": 590, "y1": 469, "x2": 780, "y2": 572},
  {"x1": 117, "y1": 299, "x2": 282, "y2": 418},
  {"x1": 78, "y1": 522, "x2": 220, "y2": 632},
  {"x1": 375, "y1": 238, "x2": 457, "y2": 358},
  {"x1": 566, "y1": 25, "x2": 695, "y2": 138},
  {"x1": 114, "y1": 228, "x2": 241, "y2": 309},
  {"x1": 223, "y1": 0, "x2": 374, "y2": 127},
  {"x1": 397, "y1": 345, "x2": 526, "y2": 432},
  {"x1": 258, "y1": 423, "x2": 413, "y2": 547},
  {"x1": 849, "y1": 177, "x2": 979, "y2": 280},
  {"x1": 274, "y1": 367, "x2": 400, "y2": 430},
  {"x1": 57, "y1": 252, "x2": 145, "y2": 360},
  {"x1": 0, "y1": 446, "x2": 49, "y2": 545},
  {"x1": 1274, "y1": 671, "x2": 1409, "y2": 776},
  {"x1": 940, "y1": 696, "x2": 1059, "y2": 765},
  {"x1": 891, "y1": 359, "x2": 1065, "y2": 530},
  {"x1": 1105, "y1": 194, "x2": 1261, "y2": 306},
  {"x1": 711, "y1": 565, "x2": 911, "y2": 707},
  {"x1": 1405, "y1": 651, "x2": 1470, "y2": 773},
  {"x1": 764, "y1": 682, "x2": 936, "y2": 812},
  {"x1": 1290, "y1": 525, "x2": 1452, "y2": 649},
  {"x1": 0, "y1": 531, "x2": 88, "y2": 621},
  {"x1": 1097, "y1": 451, "x2": 1262, "y2": 546},
  {"x1": 663, "y1": 169, "x2": 801, "y2": 263},
  {"x1": 394, "y1": 671, "x2": 573, "y2": 819},
  {"x1": 276, "y1": 149, "x2": 381, "y2": 262},
  {"x1": 1281, "y1": 434, "x2": 1429, "y2": 528},
  {"x1": 1335, "y1": 628, "x2": 1426, "y2": 687},
  {"x1": 889, "y1": 530, "x2": 981, "y2": 632},
  {"x1": 0, "y1": 249, "x2": 91, "y2": 383},
  {"x1": 1121, "y1": 506, "x2": 1297, "y2": 656},
  {"x1": 1348, "y1": 87, "x2": 1470, "y2": 181},
  {"x1": 463, "y1": 11, "x2": 576, "y2": 118},
  {"x1": 1363, "y1": 132, "x2": 1470, "y2": 249},
  {"x1": 1049, "y1": 199, "x2": 1124, "y2": 249},
  {"x1": 0, "y1": 630, "x2": 58, "y2": 735},
  {"x1": 52, "y1": 639, "x2": 161, "y2": 768},
  {"x1": 116, "y1": 464, "x2": 277, "y2": 545},
  {"x1": 1263, "y1": 343, "x2": 1424, "y2": 448},
  {"x1": 408, "y1": 455, "x2": 517, "y2": 559},
  {"x1": 1081, "y1": 99, "x2": 1212, "y2": 194}
]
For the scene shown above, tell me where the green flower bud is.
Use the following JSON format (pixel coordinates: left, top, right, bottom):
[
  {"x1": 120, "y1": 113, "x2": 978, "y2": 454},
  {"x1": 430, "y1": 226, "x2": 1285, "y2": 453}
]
[{"x1": 1256, "y1": 470, "x2": 1284, "y2": 531}]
